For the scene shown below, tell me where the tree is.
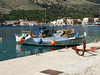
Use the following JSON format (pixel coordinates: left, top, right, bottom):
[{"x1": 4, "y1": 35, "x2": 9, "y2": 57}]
[
  {"x1": 89, "y1": 18, "x2": 94, "y2": 23},
  {"x1": 92, "y1": 11, "x2": 99, "y2": 18},
  {"x1": 77, "y1": 21, "x2": 82, "y2": 24}
]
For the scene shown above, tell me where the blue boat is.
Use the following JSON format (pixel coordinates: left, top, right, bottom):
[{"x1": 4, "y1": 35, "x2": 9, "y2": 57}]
[{"x1": 15, "y1": 29, "x2": 83, "y2": 47}]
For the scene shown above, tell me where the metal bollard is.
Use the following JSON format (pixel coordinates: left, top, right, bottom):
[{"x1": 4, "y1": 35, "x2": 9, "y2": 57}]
[{"x1": 36, "y1": 51, "x2": 39, "y2": 55}]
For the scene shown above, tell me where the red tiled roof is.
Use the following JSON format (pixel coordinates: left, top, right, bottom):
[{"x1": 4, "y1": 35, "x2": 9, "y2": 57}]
[{"x1": 73, "y1": 19, "x2": 78, "y2": 20}]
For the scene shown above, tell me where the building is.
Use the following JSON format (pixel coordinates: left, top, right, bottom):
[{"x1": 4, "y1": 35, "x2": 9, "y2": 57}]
[
  {"x1": 66, "y1": 17, "x2": 73, "y2": 26},
  {"x1": 82, "y1": 17, "x2": 89, "y2": 25},
  {"x1": 94, "y1": 18, "x2": 99, "y2": 23},
  {"x1": 20, "y1": 21, "x2": 40, "y2": 26},
  {"x1": 3, "y1": 21, "x2": 14, "y2": 26},
  {"x1": 56, "y1": 19, "x2": 65, "y2": 26},
  {"x1": 50, "y1": 20, "x2": 57, "y2": 26}
]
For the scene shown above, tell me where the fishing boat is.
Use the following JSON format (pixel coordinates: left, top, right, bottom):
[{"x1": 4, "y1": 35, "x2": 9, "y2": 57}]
[
  {"x1": 95, "y1": 22, "x2": 100, "y2": 26},
  {"x1": 15, "y1": 28, "x2": 83, "y2": 47}
]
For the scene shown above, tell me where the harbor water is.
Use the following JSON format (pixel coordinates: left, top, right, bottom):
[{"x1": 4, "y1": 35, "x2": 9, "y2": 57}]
[{"x1": 0, "y1": 26, "x2": 100, "y2": 61}]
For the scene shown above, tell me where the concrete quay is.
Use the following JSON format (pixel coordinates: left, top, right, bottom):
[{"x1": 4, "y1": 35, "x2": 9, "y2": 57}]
[{"x1": 0, "y1": 41, "x2": 100, "y2": 75}]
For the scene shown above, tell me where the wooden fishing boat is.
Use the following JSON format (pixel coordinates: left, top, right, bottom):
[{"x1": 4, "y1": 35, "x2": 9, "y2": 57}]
[{"x1": 15, "y1": 29, "x2": 83, "y2": 47}]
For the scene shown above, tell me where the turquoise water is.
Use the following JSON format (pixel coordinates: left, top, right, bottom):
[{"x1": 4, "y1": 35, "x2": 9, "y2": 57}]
[{"x1": 0, "y1": 26, "x2": 100, "y2": 61}]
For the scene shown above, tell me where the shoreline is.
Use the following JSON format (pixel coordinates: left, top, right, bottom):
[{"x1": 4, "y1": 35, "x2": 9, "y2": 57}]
[
  {"x1": 0, "y1": 41, "x2": 100, "y2": 75},
  {"x1": 0, "y1": 24, "x2": 98, "y2": 27}
]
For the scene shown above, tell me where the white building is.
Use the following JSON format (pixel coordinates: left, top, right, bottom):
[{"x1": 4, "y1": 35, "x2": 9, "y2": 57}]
[
  {"x1": 77, "y1": 19, "x2": 82, "y2": 22},
  {"x1": 66, "y1": 18, "x2": 73, "y2": 26},
  {"x1": 56, "y1": 19, "x2": 65, "y2": 26},
  {"x1": 4, "y1": 21, "x2": 14, "y2": 26},
  {"x1": 20, "y1": 21, "x2": 25, "y2": 26},
  {"x1": 82, "y1": 17, "x2": 89, "y2": 25},
  {"x1": 20, "y1": 21, "x2": 40, "y2": 26},
  {"x1": 50, "y1": 20, "x2": 57, "y2": 26},
  {"x1": 94, "y1": 18, "x2": 99, "y2": 23}
]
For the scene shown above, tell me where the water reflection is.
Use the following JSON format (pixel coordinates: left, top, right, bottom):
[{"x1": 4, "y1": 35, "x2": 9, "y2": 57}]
[
  {"x1": 16, "y1": 44, "x2": 64, "y2": 57},
  {"x1": 0, "y1": 40, "x2": 2, "y2": 46}
]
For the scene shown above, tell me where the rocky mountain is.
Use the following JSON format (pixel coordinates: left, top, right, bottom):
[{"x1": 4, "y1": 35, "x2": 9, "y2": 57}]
[
  {"x1": 0, "y1": 0, "x2": 99, "y2": 14},
  {"x1": 87, "y1": 0, "x2": 100, "y2": 4}
]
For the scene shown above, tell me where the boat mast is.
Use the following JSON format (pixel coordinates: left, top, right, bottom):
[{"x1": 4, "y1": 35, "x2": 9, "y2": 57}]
[{"x1": 45, "y1": 8, "x2": 46, "y2": 24}]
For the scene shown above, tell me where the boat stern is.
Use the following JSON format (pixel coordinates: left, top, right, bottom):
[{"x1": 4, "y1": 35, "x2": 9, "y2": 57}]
[{"x1": 15, "y1": 34, "x2": 21, "y2": 44}]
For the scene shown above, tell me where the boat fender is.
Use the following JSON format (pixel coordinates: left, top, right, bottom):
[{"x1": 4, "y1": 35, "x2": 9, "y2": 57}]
[
  {"x1": 22, "y1": 36, "x2": 25, "y2": 39},
  {"x1": 19, "y1": 39, "x2": 23, "y2": 44},
  {"x1": 38, "y1": 39, "x2": 42, "y2": 44},
  {"x1": 51, "y1": 40, "x2": 56, "y2": 46},
  {"x1": 25, "y1": 33, "x2": 28, "y2": 37},
  {"x1": 25, "y1": 35, "x2": 32, "y2": 40},
  {"x1": 21, "y1": 33, "x2": 28, "y2": 39},
  {"x1": 74, "y1": 33, "x2": 79, "y2": 39},
  {"x1": 22, "y1": 34, "x2": 25, "y2": 39}
]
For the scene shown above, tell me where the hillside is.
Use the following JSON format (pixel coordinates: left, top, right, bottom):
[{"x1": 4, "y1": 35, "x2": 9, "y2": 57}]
[
  {"x1": 0, "y1": 0, "x2": 99, "y2": 23},
  {"x1": 0, "y1": 0, "x2": 44, "y2": 14},
  {"x1": 87, "y1": 0, "x2": 100, "y2": 4},
  {"x1": 0, "y1": 0, "x2": 99, "y2": 14}
]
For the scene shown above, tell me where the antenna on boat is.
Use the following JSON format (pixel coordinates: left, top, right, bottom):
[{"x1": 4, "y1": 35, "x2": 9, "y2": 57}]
[
  {"x1": 22, "y1": 24, "x2": 23, "y2": 34},
  {"x1": 30, "y1": 25, "x2": 31, "y2": 34}
]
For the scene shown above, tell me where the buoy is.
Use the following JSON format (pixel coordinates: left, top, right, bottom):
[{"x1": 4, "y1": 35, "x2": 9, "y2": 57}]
[
  {"x1": 38, "y1": 39, "x2": 42, "y2": 44},
  {"x1": 19, "y1": 39, "x2": 23, "y2": 44},
  {"x1": 51, "y1": 40, "x2": 56, "y2": 46},
  {"x1": 0, "y1": 37, "x2": 2, "y2": 40},
  {"x1": 3, "y1": 51, "x2": 7, "y2": 53}
]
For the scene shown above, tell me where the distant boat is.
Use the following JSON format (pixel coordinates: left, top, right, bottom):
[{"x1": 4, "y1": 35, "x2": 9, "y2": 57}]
[
  {"x1": 95, "y1": 22, "x2": 100, "y2": 25},
  {"x1": 15, "y1": 29, "x2": 83, "y2": 47}
]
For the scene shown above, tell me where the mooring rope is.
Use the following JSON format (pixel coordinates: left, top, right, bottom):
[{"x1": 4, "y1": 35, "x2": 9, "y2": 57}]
[{"x1": 85, "y1": 36, "x2": 96, "y2": 42}]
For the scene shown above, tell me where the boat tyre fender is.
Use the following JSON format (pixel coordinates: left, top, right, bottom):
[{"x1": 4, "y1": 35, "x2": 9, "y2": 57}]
[{"x1": 74, "y1": 33, "x2": 79, "y2": 39}]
